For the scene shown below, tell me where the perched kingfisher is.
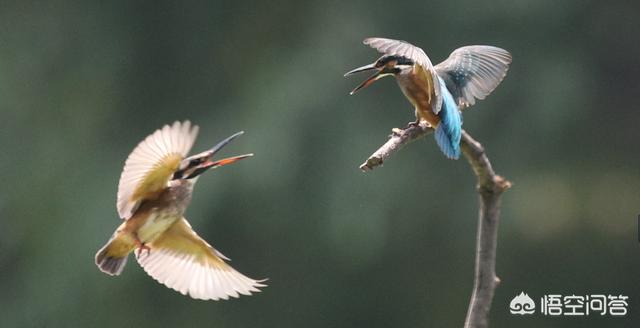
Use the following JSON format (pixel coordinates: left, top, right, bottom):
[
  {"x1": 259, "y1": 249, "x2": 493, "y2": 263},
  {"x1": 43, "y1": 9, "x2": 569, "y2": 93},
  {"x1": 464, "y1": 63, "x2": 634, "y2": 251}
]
[
  {"x1": 345, "y1": 38, "x2": 512, "y2": 159},
  {"x1": 95, "y1": 121, "x2": 265, "y2": 300}
]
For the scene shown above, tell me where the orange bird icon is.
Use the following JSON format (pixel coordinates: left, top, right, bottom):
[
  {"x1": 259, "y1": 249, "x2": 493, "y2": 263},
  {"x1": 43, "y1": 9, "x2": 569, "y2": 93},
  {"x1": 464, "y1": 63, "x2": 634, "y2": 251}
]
[{"x1": 95, "y1": 121, "x2": 265, "y2": 300}]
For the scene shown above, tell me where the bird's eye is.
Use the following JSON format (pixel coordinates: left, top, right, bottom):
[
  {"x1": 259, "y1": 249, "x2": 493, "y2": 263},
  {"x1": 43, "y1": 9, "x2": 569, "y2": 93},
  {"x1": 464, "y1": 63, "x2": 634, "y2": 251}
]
[
  {"x1": 396, "y1": 57, "x2": 413, "y2": 65},
  {"x1": 172, "y1": 171, "x2": 184, "y2": 180},
  {"x1": 190, "y1": 158, "x2": 203, "y2": 167}
]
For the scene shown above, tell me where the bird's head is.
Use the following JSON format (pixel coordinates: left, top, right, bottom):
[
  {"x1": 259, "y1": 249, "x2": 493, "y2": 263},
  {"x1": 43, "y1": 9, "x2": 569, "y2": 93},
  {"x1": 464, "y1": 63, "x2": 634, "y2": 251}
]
[
  {"x1": 172, "y1": 131, "x2": 253, "y2": 180},
  {"x1": 344, "y1": 55, "x2": 414, "y2": 94}
]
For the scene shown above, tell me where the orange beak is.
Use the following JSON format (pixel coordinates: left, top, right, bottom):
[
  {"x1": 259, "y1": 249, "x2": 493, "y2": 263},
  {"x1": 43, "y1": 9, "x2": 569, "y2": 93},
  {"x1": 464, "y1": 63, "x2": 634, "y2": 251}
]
[{"x1": 201, "y1": 154, "x2": 253, "y2": 170}]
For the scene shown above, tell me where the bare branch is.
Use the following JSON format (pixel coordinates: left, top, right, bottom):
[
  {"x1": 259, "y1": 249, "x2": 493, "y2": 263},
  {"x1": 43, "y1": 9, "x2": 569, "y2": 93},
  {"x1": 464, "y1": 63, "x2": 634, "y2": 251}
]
[
  {"x1": 360, "y1": 126, "x2": 511, "y2": 328},
  {"x1": 359, "y1": 122, "x2": 433, "y2": 171},
  {"x1": 460, "y1": 131, "x2": 511, "y2": 328}
]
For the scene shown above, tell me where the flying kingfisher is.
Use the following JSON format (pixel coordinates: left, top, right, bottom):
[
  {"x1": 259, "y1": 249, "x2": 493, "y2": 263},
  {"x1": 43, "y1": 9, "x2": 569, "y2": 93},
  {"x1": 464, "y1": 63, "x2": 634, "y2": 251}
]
[
  {"x1": 345, "y1": 38, "x2": 512, "y2": 159},
  {"x1": 95, "y1": 121, "x2": 265, "y2": 300}
]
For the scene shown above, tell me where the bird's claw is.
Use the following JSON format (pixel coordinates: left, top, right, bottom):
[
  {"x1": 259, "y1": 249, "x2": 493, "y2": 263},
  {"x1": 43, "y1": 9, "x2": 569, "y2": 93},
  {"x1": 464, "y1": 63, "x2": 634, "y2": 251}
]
[
  {"x1": 134, "y1": 238, "x2": 151, "y2": 259},
  {"x1": 407, "y1": 120, "x2": 422, "y2": 128},
  {"x1": 391, "y1": 121, "x2": 421, "y2": 136},
  {"x1": 136, "y1": 244, "x2": 151, "y2": 259}
]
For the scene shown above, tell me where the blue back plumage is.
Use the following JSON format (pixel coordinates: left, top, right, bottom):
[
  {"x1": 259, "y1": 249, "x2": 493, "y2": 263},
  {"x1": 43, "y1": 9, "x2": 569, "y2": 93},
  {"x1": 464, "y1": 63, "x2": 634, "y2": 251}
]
[{"x1": 434, "y1": 77, "x2": 462, "y2": 159}]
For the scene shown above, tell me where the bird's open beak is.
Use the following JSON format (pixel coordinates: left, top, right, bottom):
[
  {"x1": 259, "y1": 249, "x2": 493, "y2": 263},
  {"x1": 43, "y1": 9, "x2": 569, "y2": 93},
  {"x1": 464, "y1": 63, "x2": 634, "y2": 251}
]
[
  {"x1": 196, "y1": 131, "x2": 253, "y2": 170},
  {"x1": 178, "y1": 131, "x2": 253, "y2": 179},
  {"x1": 344, "y1": 63, "x2": 384, "y2": 95}
]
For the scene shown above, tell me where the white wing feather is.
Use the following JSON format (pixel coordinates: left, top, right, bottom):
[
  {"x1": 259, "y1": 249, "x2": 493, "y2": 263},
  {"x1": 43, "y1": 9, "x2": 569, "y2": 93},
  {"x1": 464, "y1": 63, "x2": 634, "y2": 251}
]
[
  {"x1": 137, "y1": 249, "x2": 264, "y2": 300},
  {"x1": 116, "y1": 121, "x2": 199, "y2": 219},
  {"x1": 135, "y1": 218, "x2": 265, "y2": 301}
]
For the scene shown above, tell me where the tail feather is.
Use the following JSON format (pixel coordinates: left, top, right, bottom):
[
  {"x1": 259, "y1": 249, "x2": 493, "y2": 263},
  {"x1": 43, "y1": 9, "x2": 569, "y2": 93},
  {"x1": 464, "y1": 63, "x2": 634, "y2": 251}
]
[
  {"x1": 95, "y1": 233, "x2": 134, "y2": 276},
  {"x1": 434, "y1": 77, "x2": 462, "y2": 159}
]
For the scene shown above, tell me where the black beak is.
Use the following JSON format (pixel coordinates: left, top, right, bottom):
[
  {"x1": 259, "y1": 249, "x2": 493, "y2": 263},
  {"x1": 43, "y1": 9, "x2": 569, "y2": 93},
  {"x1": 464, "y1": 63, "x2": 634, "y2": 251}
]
[
  {"x1": 207, "y1": 131, "x2": 246, "y2": 157},
  {"x1": 344, "y1": 63, "x2": 385, "y2": 95},
  {"x1": 185, "y1": 131, "x2": 246, "y2": 164},
  {"x1": 344, "y1": 63, "x2": 378, "y2": 77}
]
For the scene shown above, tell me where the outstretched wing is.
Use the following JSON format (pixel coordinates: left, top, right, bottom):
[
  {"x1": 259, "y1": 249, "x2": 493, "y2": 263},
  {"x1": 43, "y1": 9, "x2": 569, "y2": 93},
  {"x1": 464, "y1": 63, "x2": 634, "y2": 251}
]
[
  {"x1": 117, "y1": 121, "x2": 199, "y2": 219},
  {"x1": 435, "y1": 46, "x2": 512, "y2": 108},
  {"x1": 363, "y1": 37, "x2": 443, "y2": 114},
  {"x1": 136, "y1": 218, "x2": 266, "y2": 301}
]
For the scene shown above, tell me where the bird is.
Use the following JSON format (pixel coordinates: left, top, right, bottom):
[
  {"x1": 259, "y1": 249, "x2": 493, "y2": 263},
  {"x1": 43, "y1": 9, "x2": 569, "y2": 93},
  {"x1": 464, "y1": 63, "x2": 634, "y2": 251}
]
[
  {"x1": 345, "y1": 37, "x2": 512, "y2": 159},
  {"x1": 95, "y1": 121, "x2": 265, "y2": 301}
]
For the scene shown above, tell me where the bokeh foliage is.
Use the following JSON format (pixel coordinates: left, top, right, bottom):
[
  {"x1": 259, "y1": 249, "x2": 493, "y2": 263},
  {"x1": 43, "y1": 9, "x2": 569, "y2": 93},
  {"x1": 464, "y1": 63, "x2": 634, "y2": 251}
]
[{"x1": 1, "y1": 0, "x2": 639, "y2": 327}]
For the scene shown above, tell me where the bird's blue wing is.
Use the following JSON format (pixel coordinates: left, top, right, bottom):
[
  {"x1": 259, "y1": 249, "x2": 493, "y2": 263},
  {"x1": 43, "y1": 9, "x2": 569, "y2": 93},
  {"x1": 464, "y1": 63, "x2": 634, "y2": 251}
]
[{"x1": 435, "y1": 46, "x2": 511, "y2": 108}]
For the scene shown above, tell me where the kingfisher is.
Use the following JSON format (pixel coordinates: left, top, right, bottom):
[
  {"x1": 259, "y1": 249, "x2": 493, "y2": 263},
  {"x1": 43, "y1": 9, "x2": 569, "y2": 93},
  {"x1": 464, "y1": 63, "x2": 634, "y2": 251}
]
[
  {"x1": 345, "y1": 38, "x2": 512, "y2": 159},
  {"x1": 95, "y1": 121, "x2": 265, "y2": 300}
]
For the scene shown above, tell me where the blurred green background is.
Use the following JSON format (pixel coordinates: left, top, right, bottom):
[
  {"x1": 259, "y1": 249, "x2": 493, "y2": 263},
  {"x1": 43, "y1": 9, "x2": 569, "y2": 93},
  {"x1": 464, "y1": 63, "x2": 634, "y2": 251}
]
[{"x1": 1, "y1": 0, "x2": 639, "y2": 327}]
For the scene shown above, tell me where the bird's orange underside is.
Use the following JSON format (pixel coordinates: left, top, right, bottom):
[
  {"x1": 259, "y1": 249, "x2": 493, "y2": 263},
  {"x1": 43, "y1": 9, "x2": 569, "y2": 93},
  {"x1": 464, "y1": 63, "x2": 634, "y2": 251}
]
[{"x1": 408, "y1": 66, "x2": 441, "y2": 126}]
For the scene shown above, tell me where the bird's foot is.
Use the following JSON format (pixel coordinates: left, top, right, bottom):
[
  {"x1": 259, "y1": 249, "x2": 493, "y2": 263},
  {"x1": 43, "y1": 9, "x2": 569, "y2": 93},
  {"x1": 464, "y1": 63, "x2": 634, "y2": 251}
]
[
  {"x1": 134, "y1": 239, "x2": 151, "y2": 259},
  {"x1": 407, "y1": 120, "x2": 421, "y2": 128},
  {"x1": 407, "y1": 120, "x2": 433, "y2": 129},
  {"x1": 392, "y1": 120, "x2": 421, "y2": 136},
  {"x1": 136, "y1": 244, "x2": 151, "y2": 259}
]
